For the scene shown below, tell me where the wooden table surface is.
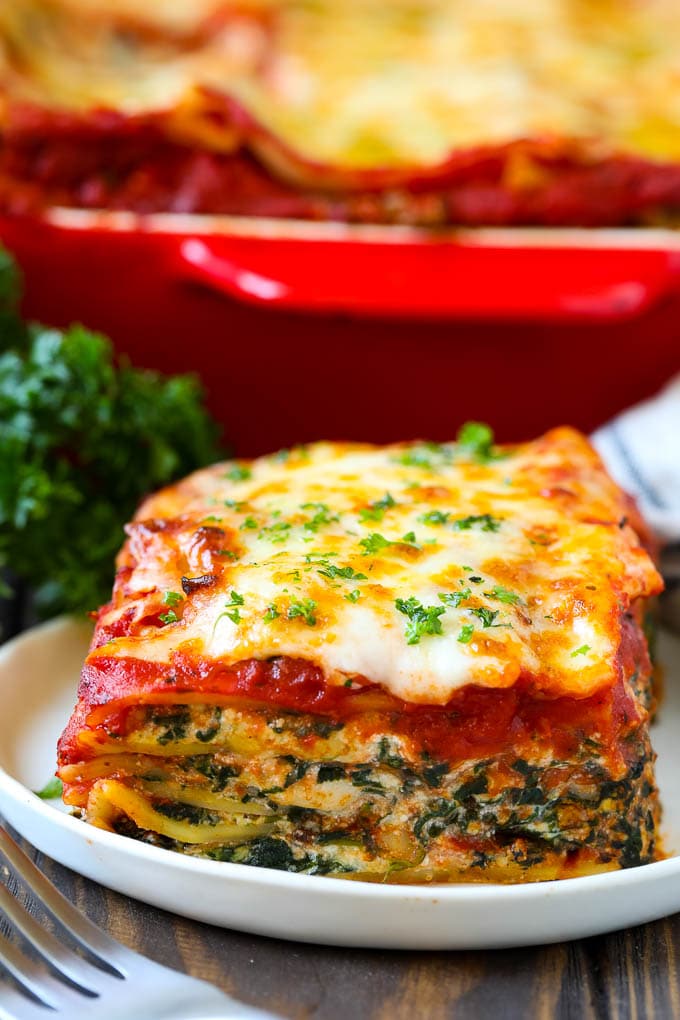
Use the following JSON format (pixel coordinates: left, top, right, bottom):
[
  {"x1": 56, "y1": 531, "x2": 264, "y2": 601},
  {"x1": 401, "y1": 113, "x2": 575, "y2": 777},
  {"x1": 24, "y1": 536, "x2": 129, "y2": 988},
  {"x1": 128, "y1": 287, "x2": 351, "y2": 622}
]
[{"x1": 3, "y1": 599, "x2": 680, "y2": 1020}]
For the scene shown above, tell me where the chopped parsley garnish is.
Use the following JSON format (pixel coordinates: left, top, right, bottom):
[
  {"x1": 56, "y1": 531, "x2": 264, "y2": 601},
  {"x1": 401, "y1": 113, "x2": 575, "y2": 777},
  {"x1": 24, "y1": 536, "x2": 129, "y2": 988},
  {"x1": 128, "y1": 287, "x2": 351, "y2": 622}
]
[
  {"x1": 359, "y1": 492, "x2": 396, "y2": 523},
  {"x1": 396, "y1": 442, "x2": 451, "y2": 470},
  {"x1": 395, "y1": 597, "x2": 446, "y2": 645},
  {"x1": 240, "y1": 516, "x2": 258, "y2": 530},
  {"x1": 456, "y1": 421, "x2": 498, "y2": 464},
  {"x1": 469, "y1": 607, "x2": 501, "y2": 628},
  {"x1": 162, "y1": 591, "x2": 184, "y2": 606},
  {"x1": 317, "y1": 563, "x2": 368, "y2": 582},
  {"x1": 360, "y1": 533, "x2": 392, "y2": 555},
  {"x1": 302, "y1": 502, "x2": 339, "y2": 533},
  {"x1": 458, "y1": 624, "x2": 475, "y2": 644},
  {"x1": 304, "y1": 551, "x2": 338, "y2": 564},
  {"x1": 159, "y1": 609, "x2": 179, "y2": 625},
  {"x1": 345, "y1": 589, "x2": 361, "y2": 603},
  {"x1": 571, "y1": 644, "x2": 591, "y2": 657},
  {"x1": 438, "y1": 588, "x2": 472, "y2": 608},
  {"x1": 272, "y1": 445, "x2": 310, "y2": 464},
  {"x1": 225, "y1": 464, "x2": 251, "y2": 482},
  {"x1": 216, "y1": 549, "x2": 237, "y2": 559},
  {"x1": 419, "y1": 510, "x2": 450, "y2": 526},
  {"x1": 287, "y1": 598, "x2": 318, "y2": 626},
  {"x1": 484, "y1": 585, "x2": 523, "y2": 605},
  {"x1": 263, "y1": 604, "x2": 280, "y2": 623},
  {"x1": 401, "y1": 531, "x2": 419, "y2": 546},
  {"x1": 452, "y1": 514, "x2": 502, "y2": 533},
  {"x1": 259, "y1": 521, "x2": 292, "y2": 543},
  {"x1": 220, "y1": 590, "x2": 245, "y2": 625}
]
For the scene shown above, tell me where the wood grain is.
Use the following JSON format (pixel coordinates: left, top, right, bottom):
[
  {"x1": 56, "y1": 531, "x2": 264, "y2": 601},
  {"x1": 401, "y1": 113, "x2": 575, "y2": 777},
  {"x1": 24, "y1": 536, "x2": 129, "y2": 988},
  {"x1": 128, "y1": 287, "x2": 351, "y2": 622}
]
[{"x1": 3, "y1": 837, "x2": 678, "y2": 1020}]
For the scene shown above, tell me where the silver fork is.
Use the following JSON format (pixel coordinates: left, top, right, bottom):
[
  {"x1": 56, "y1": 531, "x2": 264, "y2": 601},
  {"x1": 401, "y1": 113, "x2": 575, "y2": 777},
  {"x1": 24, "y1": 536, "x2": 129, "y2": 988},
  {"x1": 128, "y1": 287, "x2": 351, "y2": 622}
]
[{"x1": 0, "y1": 823, "x2": 282, "y2": 1020}]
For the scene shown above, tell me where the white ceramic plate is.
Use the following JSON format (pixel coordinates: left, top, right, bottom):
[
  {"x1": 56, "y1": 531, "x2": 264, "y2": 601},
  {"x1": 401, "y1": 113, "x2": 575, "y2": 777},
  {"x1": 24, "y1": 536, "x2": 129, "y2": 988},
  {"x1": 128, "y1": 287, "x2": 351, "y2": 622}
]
[{"x1": 1, "y1": 617, "x2": 680, "y2": 950}]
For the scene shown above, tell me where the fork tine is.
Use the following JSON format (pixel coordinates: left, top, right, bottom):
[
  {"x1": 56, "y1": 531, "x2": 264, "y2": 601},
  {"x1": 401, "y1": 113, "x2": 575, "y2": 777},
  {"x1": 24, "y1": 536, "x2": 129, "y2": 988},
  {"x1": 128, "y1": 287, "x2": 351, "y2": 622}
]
[
  {"x1": 0, "y1": 931, "x2": 98, "y2": 1019},
  {"x1": 0, "y1": 882, "x2": 110, "y2": 995},
  {"x1": 0, "y1": 931, "x2": 57, "y2": 1009},
  {"x1": 0, "y1": 826, "x2": 127, "y2": 978},
  {"x1": 0, "y1": 982, "x2": 55, "y2": 1020}
]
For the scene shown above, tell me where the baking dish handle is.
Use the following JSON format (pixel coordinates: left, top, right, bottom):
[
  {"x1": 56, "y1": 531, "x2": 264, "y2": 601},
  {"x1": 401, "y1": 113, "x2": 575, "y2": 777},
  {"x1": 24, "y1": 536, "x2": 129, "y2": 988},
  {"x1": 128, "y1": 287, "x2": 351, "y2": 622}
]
[{"x1": 175, "y1": 235, "x2": 680, "y2": 322}]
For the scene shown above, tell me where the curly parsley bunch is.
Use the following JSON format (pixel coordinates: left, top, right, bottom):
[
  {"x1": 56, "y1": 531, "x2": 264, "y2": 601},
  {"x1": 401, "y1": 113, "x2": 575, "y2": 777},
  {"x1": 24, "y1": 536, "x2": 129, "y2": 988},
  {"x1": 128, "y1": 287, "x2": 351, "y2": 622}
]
[{"x1": 0, "y1": 248, "x2": 223, "y2": 616}]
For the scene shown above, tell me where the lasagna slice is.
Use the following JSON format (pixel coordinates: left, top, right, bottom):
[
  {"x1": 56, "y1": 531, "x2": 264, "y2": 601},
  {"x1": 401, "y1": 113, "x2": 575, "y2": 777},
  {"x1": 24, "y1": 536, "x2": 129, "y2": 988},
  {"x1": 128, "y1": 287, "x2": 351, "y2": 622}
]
[
  {"x1": 4, "y1": 0, "x2": 680, "y2": 225},
  {"x1": 58, "y1": 427, "x2": 663, "y2": 882}
]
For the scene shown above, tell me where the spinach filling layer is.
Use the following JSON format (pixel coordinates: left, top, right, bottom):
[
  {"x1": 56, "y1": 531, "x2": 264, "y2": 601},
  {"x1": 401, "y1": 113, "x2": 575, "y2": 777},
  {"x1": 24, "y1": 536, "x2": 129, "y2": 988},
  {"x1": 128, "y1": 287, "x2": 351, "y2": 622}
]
[{"x1": 104, "y1": 699, "x2": 658, "y2": 880}]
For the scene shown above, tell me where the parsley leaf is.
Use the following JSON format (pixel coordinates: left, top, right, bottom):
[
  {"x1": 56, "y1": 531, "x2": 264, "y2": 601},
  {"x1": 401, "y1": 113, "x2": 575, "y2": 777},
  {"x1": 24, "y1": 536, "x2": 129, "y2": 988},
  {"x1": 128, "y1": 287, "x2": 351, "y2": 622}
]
[
  {"x1": 396, "y1": 442, "x2": 451, "y2": 470},
  {"x1": 359, "y1": 492, "x2": 396, "y2": 523},
  {"x1": 218, "y1": 590, "x2": 245, "y2": 626},
  {"x1": 469, "y1": 607, "x2": 501, "y2": 628},
  {"x1": 317, "y1": 563, "x2": 368, "y2": 582},
  {"x1": 456, "y1": 422, "x2": 498, "y2": 464},
  {"x1": 484, "y1": 585, "x2": 523, "y2": 606},
  {"x1": 0, "y1": 249, "x2": 222, "y2": 617},
  {"x1": 163, "y1": 591, "x2": 184, "y2": 606},
  {"x1": 264, "y1": 604, "x2": 280, "y2": 623},
  {"x1": 360, "y1": 533, "x2": 392, "y2": 555},
  {"x1": 287, "y1": 598, "x2": 317, "y2": 626},
  {"x1": 571, "y1": 644, "x2": 591, "y2": 657},
  {"x1": 419, "y1": 510, "x2": 450, "y2": 526},
  {"x1": 438, "y1": 588, "x2": 472, "y2": 608},
  {"x1": 395, "y1": 596, "x2": 446, "y2": 645},
  {"x1": 458, "y1": 624, "x2": 475, "y2": 644},
  {"x1": 452, "y1": 514, "x2": 502, "y2": 533},
  {"x1": 159, "y1": 609, "x2": 179, "y2": 625},
  {"x1": 302, "y1": 502, "x2": 339, "y2": 533},
  {"x1": 225, "y1": 464, "x2": 251, "y2": 482},
  {"x1": 345, "y1": 589, "x2": 361, "y2": 603},
  {"x1": 259, "y1": 521, "x2": 291, "y2": 543}
]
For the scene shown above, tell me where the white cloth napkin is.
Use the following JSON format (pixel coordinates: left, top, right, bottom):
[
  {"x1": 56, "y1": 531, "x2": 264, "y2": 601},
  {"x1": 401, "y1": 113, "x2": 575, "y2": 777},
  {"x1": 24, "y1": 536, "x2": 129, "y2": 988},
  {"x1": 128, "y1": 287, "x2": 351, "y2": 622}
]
[{"x1": 593, "y1": 376, "x2": 680, "y2": 546}]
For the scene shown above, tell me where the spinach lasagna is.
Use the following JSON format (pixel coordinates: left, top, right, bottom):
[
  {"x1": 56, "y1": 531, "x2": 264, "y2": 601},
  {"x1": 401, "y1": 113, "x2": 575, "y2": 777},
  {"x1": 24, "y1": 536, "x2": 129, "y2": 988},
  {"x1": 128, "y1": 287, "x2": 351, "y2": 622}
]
[
  {"x1": 58, "y1": 426, "x2": 663, "y2": 882},
  {"x1": 5, "y1": 1, "x2": 680, "y2": 225}
]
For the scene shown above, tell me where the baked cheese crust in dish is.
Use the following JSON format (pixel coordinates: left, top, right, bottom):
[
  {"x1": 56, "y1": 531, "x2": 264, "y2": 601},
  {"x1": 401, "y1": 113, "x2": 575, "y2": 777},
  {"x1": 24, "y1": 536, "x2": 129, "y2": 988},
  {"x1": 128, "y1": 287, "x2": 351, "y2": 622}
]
[
  {"x1": 4, "y1": 0, "x2": 680, "y2": 225},
  {"x1": 58, "y1": 426, "x2": 664, "y2": 882}
]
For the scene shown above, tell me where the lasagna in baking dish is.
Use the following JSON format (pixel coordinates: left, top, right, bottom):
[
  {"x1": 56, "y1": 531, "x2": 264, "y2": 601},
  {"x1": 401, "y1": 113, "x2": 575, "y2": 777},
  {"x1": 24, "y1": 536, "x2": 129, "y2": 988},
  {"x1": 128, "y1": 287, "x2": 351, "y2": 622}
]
[
  {"x1": 4, "y1": 0, "x2": 680, "y2": 225},
  {"x1": 58, "y1": 426, "x2": 664, "y2": 882}
]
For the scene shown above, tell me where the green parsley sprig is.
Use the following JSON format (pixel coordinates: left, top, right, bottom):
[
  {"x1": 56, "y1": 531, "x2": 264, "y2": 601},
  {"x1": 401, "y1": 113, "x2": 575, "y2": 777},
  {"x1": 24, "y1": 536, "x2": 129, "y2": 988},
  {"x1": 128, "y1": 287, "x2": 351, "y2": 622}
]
[
  {"x1": 456, "y1": 422, "x2": 500, "y2": 464},
  {"x1": 0, "y1": 250, "x2": 223, "y2": 616},
  {"x1": 395, "y1": 597, "x2": 446, "y2": 645}
]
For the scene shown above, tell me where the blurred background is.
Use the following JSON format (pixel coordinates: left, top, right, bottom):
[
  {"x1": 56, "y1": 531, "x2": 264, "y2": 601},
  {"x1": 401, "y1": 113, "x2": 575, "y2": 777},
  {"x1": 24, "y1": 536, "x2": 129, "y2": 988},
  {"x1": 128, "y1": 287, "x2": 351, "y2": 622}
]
[{"x1": 0, "y1": 0, "x2": 680, "y2": 454}]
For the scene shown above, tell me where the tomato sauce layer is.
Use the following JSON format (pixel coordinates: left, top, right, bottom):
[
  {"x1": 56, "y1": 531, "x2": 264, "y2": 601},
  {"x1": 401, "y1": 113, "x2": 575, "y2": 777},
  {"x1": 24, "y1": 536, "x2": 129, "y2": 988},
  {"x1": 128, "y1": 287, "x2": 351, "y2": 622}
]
[
  {"x1": 4, "y1": 105, "x2": 680, "y2": 225},
  {"x1": 58, "y1": 614, "x2": 650, "y2": 768}
]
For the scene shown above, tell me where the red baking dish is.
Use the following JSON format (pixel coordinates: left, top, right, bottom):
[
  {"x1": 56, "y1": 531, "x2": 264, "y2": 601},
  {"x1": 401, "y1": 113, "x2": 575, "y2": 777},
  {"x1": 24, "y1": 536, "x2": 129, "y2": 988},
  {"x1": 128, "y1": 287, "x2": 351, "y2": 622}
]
[{"x1": 2, "y1": 209, "x2": 680, "y2": 455}]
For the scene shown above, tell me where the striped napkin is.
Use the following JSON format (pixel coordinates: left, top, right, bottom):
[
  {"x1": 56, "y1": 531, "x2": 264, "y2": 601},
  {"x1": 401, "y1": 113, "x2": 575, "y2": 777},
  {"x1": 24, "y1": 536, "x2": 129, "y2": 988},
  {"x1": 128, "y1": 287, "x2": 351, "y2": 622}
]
[{"x1": 593, "y1": 375, "x2": 680, "y2": 626}]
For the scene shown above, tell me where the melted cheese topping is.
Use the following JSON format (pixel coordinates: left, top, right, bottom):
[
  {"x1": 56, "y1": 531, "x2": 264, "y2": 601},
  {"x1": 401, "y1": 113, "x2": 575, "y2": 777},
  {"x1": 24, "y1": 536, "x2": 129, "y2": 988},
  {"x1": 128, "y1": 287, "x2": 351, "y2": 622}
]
[
  {"x1": 4, "y1": 1, "x2": 680, "y2": 167},
  {"x1": 91, "y1": 428, "x2": 661, "y2": 705}
]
